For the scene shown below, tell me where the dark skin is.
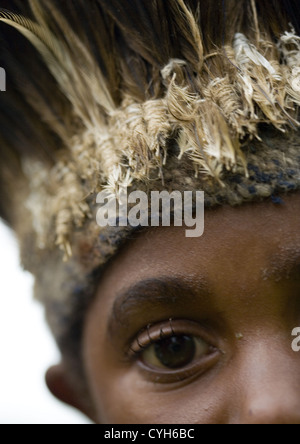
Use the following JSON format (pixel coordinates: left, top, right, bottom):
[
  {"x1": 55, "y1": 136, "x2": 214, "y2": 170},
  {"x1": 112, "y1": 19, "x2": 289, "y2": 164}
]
[{"x1": 47, "y1": 192, "x2": 300, "y2": 424}]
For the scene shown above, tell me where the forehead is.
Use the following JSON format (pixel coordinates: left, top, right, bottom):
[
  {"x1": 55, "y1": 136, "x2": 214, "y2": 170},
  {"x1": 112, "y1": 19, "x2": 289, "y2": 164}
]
[
  {"x1": 98, "y1": 193, "x2": 300, "y2": 302},
  {"x1": 114, "y1": 192, "x2": 300, "y2": 263}
]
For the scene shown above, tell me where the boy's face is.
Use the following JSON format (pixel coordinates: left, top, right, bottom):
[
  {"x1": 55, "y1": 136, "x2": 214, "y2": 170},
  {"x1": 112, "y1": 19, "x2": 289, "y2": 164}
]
[{"x1": 49, "y1": 193, "x2": 300, "y2": 424}]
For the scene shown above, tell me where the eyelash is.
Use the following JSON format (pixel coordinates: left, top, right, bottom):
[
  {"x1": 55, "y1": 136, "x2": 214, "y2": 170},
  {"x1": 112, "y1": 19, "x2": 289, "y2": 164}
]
[{"x1": 129, "y1": 318, "x2": 177, "y2": 356}]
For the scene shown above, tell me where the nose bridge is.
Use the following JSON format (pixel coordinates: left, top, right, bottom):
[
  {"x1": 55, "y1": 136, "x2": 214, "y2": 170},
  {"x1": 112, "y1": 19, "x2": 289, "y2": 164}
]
[{"x1": 232, "y1": 337, "x2": 300, "y2": 424}]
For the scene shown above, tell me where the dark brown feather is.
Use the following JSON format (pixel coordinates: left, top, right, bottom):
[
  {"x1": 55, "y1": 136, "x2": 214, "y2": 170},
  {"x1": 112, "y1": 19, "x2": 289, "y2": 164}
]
[{"x1": 0, "y1": 0, "x2": 299, "y2": 225}]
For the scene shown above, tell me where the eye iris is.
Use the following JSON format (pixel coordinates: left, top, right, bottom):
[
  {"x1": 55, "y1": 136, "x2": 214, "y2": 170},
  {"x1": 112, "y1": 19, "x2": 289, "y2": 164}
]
[{"x1": 154, "y1": 335, "x2": 196, "y2": 369}]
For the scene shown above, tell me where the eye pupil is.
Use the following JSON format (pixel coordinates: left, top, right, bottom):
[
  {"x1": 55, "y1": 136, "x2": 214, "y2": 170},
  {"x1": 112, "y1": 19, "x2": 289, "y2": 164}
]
[{"x1": 154, "y1": 335, "x2": 196, "y2": 369}]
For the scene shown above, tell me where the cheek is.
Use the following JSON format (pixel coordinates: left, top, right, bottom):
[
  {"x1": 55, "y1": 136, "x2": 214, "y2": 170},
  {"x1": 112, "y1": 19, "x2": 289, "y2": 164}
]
[{"x1": 84, "y1": 337, "x2": 300, "y2": 425}]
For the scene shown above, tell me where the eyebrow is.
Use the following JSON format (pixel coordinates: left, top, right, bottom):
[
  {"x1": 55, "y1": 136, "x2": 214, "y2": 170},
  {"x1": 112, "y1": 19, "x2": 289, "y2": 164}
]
[
  {"x1": 263, "y1": 248, "x2": 300, "y2": 282},
  {"x1": 107, "y1": 276, "x2": 211, "y2": 339},
  {"x1": 107, "y1": 248, "x2": 300, "y2": 340}
]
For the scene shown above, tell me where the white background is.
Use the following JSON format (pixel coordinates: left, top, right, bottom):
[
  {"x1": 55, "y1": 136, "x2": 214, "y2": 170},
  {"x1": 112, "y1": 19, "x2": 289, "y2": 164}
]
[{"x1": 0, "y1": 221, "x2": 91, "y2": 424}]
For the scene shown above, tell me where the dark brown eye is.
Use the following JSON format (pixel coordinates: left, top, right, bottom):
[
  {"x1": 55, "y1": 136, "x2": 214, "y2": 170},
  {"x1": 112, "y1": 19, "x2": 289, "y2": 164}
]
[
  {"x1": 142, "y1": 335, "x2": 211, "y2": 370},
  {"x1": 128, "y1": 320, "x2": 220, "y2": 382},
  {"x1": 153, "y1": 335, "x2": 196, "y2": 369}
]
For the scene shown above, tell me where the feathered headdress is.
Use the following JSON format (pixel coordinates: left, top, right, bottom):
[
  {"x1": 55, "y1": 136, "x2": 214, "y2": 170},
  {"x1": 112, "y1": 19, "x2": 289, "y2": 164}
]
[{"x1": 0, "y1": 0, "x2": 300, "y2": 369}]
